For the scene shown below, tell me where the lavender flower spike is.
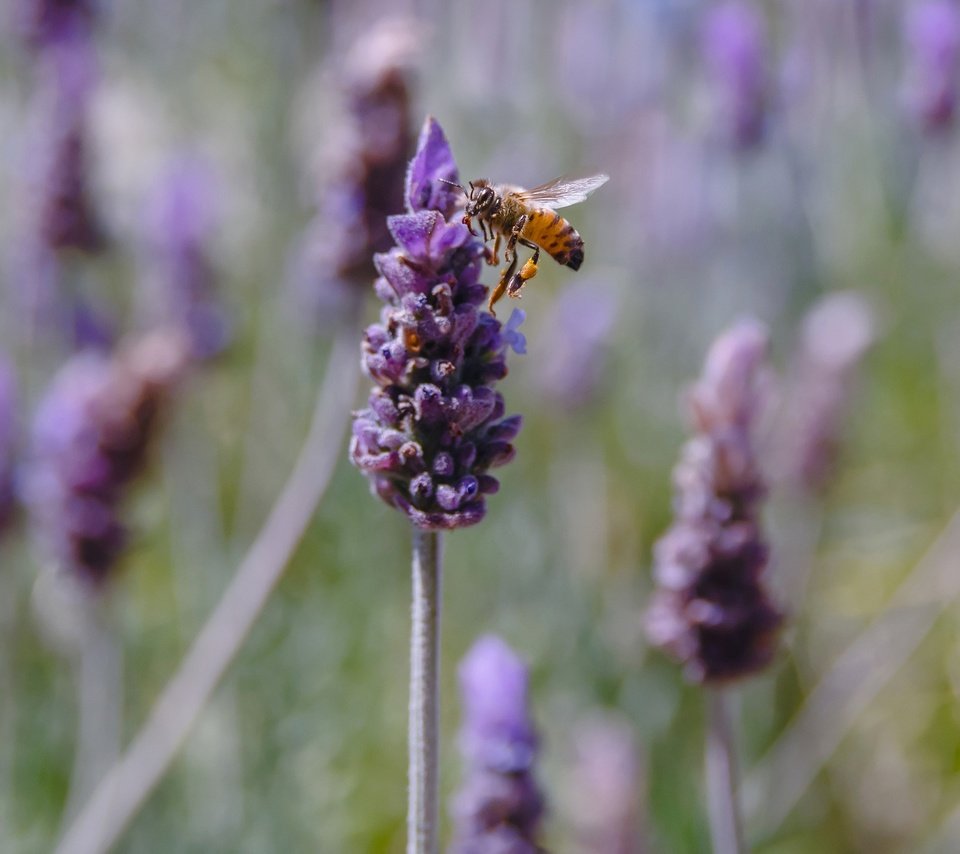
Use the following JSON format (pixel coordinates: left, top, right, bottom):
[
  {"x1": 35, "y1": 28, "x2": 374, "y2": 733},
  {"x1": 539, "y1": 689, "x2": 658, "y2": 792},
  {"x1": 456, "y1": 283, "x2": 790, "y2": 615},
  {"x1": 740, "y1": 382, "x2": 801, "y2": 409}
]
[
  {"x1": 0, "y1": 360, "x2": 19, "y2": 531},
  {"x1": 775, "y1": 291, "x2": 876, "y2": 493},
  {"x1": 450, "y1": 635, "x2": 545, "y2": 853},
  {"x1": 702, "y1": 1, "x2": 769, "y2": 151},
  {"x1": 24, "y1": 330, "x2": 190, "y2": 588},
  {"x1": 143, "y1": 156, "x2": 229, "y2": 360},
  {"x1": 903, "y1": 0, "x2": 960, "y2": 133},
  {"x1": 291, "y1": 18, "x2": 418, "y2": 322},
  {"x1": 16, "y1": 0, "x2": 97, "y2": 51},
  {"x1": 350, "y1": 117, "x2": 523, "y2": 530},
  {"x1": 645, "y1": 319, "x2": 783, "y2": 683}
]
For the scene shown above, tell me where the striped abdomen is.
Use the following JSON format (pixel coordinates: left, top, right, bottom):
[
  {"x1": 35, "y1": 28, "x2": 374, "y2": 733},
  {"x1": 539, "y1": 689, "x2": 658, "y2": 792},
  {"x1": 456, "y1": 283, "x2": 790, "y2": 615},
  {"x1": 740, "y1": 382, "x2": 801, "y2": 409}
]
[{"x1": 521, "y1": 207, "x2": 585, "y2": 270}]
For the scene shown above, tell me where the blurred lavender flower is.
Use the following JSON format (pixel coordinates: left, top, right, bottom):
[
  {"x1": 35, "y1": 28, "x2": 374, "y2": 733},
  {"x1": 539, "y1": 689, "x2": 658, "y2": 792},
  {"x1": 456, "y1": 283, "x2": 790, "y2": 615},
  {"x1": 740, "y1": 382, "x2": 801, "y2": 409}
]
[
  {"x1": 701, "y1": 1, "x2": 769, "y2": 151},
  {"x1": 645, "y1": 320, "x2": 783, "y2": 683},
  {"x1": 0, "y1": 360, "x2": 19, "y2": 531},
  {"x1": 142, "y1": 157, "x2": 229, "y2": 360},
  {"x1": 29, "y1": 36, "x2": 104, "y2": 254},
  {"x1": 449, "y1": 635, "x2": 545, "y2": 853},
  {"x1": 566, "y1": 716, "x2": 644, "y2": 854},
  {"x1": 24, "y1": 330, "x2": 189, "y2": 588},
  {"x1": 349, "y1": 118, "x2": 523, "y2": 530},
  {"x1": 292, "y1": 19, "x2": 418, "y2": 323},
  {"x1": 15, "y1": 0, "x2": 97, "y2": 51},
  {"x1": 773, "y1": 291, "x2": 876, "y2": 493},
  {"x1": 903, "y1": 0, "x2": 960, "y2": 133},
  {"x1": 534, "y1": 282, "x2": 616, "y2": 412}
]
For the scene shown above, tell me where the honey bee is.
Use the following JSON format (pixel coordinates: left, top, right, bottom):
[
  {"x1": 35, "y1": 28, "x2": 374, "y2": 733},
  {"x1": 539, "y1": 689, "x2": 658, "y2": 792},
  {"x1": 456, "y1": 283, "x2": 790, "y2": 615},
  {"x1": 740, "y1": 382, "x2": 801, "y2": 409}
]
[{"x1": 451, "y1": 174, "x2": 609, "y2": 315}]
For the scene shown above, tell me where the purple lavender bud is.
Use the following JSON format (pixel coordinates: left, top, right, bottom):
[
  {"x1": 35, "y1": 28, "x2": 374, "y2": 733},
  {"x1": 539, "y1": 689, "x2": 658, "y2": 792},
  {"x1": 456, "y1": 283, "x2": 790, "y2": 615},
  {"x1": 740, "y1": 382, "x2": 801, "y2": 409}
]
[
  {"x1": 566, "y1": 717, "x2": 644, "y2": 854},
  {"x1": 143, "y1": 157, "x2": 229, "y2": 360},
  {"x1": 0, "y1": 360, "x2": 19, "y2": 530},
  {"x1": 645, "y1": 320, "x2": 783, "y2": 683},
  {"x1": 450, "y1": 635, "x2": 545, "y2": 853},
  {"x1": 292, "y1": 19, "x2": 418, "y2": 323},
  {"x1": 29, "y1": 36, "x2": 104, "y2": 254},
  {"x1": 15, "y1": 0, "x2": 97, "y2": 51},
  {"x1": 24, "y1": 330, "x2": 189, "y2": 587},
  {"x1": 702, "y1": 2, "x2": 769, "y2": 151},
  {"x1": 774, "y1": 291, "x2": 876, "y2": 493},
  {"x1": 349, "y1": 118, "x2": 522, "y2": 531},
  {"x1": 534, "y1": 282, "x2": 616, "y2": 411},
  {"x1": 903, "y1": 0, "x2": 960, "y2": 133}
]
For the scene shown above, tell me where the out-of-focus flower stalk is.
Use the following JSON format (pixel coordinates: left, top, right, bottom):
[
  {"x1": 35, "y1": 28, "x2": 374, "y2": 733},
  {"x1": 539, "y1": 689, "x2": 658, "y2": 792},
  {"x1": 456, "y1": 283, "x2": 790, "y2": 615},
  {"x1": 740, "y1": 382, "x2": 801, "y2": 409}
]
[
  {"x1": 292, "y1": 18, "x2": 418, "y2": 324},
  {"x1": 53, "y1": 321, "x2": 361, "y2": 854},
  {"x1": 449, "y1": 635, "x2": 545, "y2": 853},
  {"x1": 567, "y1": 715, "x2": 645, "y2": 854},
  {"x1": 774, "y1": 291, "x2": 876, "y2": 495},
  {"x1": 646, "y1": 320, "x2": 782, "y2": 854},
  {"x1": 903, "y1": 0, "x2": 960, "y2": 134},
  {"x1": 142, "y1": 157, "x2": 230, "y2": 361},
  {"x1": 702, "y1": 1, "x2": 769, "y2": 152},
  {"x1": 25, "y1": 329, "x2": 190, "y2": 589},
  {"x1": 645, "y1": 320, "x2": 782, "y2": 683}
]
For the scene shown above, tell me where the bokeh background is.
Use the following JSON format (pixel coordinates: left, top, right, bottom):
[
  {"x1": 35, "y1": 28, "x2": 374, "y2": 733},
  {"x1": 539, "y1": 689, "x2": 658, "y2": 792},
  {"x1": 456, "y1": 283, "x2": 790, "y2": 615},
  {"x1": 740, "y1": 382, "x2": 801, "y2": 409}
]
[{"x1": 3, "y1": 0, "x2": 960, "y2": 851}]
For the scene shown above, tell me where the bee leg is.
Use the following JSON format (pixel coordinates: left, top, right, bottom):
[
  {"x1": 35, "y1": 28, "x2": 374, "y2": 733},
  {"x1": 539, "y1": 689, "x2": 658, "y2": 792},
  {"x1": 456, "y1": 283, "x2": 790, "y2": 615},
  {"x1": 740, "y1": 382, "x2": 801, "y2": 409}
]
[
  {"x1": 488, "y1": 253, "x2": 519, "y2": 316},
  {"x1": 503, "y1": 215, "x2": 527, "y2": 262},
  {"x1": 507, "y1": 243, "x2": 540, "y2": 298},
  {"x1": 490, "y1": 233, "x2": 502, "y2": 266}
]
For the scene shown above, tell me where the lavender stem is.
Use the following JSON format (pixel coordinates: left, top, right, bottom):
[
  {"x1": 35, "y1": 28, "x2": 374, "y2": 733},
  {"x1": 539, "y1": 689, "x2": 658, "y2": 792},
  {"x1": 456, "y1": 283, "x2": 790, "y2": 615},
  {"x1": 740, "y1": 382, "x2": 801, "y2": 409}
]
[
  {"x1": 54, "y1": 323, "x2": 359, "y2": 854},
  {"x1": 706, "y1": 689, "x2": 745, "y2": 854},
  {"x1": 408, "y1": 528, "x2": 442, "y2": 854},
  {"x1": 63, "y1": 599, "x2": 122, "y2": 824}
]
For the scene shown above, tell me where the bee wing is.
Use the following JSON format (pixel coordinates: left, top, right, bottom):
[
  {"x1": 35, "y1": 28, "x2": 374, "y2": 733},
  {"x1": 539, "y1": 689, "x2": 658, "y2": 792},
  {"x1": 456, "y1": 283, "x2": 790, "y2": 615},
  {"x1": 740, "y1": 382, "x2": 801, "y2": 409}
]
[{"x1": 515, "y1": 174, "x2": 610, "y2": 209}]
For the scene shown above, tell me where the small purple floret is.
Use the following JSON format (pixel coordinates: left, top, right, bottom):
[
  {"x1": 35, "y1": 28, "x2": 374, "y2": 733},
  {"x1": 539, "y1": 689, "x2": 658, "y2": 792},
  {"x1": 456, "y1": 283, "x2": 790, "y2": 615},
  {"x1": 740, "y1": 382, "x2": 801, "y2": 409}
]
[{"x1": 350, "y1": 118, "x2": 522, "y2": 530}]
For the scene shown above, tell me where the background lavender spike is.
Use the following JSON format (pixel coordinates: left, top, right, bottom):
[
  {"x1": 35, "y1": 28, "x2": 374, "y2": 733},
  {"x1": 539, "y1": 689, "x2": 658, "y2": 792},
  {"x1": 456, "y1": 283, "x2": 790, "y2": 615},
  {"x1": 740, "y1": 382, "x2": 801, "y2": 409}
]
[
  {"x1": 902, "y1": 0, "x2": 960, "y2": 133},
  {"x1": 701, "y1": 1, "x2": 769, "y2": 151},
  {"x1": 772, "y1": 291, "x2": 877, "y2": 493},
  {"x1": 645, "y1": 319, "x2": 783, "y2": 683},
  {"x1": 533, "y1": 281, "x2": 616, "y2": 412},
  {"x1": 28, "y1": 35, "x2": 104, "y2": 255},
  {"x1": 291, "y1": 18, "x2": 419, "y2": 325},
  {"x1": 0, "y1": 359, "x2": 19, "y2": 531},
  {"x1": 349, "y1": 117, "x2": 523, "y2": 531},
  {"x1": 24, "y1": 330, "x2": 189, "y2": 588},
  {"x1": 15, "y1": 0, "x2": 98, "y2": 52},
  {"x1": 449, "y1": 635, "x2": 545, "y2": 854},
  {"x1": 142, "y1": 156, "x2": 229, "y2": 361},
  {"x1": 565, "y1": 716, "x2": 645, "y2": 854}
]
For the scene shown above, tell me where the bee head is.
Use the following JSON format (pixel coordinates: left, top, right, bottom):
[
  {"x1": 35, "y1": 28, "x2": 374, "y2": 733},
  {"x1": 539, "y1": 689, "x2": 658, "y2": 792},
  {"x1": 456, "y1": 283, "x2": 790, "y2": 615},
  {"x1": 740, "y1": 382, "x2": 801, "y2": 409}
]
[{"x1": 465, "y1": 180, "x2": 496, "y2": 217}]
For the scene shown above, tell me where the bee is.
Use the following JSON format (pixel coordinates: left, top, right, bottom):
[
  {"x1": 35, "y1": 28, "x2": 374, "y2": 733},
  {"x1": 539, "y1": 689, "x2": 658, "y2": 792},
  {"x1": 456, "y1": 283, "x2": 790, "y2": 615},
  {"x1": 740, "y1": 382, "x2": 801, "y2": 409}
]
[{"x1": 450, "y1": 174, "x2": 609, "y2": 315}]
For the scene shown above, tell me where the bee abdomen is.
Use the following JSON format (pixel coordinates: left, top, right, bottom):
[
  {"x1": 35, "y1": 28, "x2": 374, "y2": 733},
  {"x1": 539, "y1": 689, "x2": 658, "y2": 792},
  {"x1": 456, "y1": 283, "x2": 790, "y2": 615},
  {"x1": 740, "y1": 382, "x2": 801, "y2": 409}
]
[
  {"x1": 523, "y1": 210, "x2": 585, "y2": 270},
  {"x1": 563, "y1": 242, "x2": 584, "y2": 271}
]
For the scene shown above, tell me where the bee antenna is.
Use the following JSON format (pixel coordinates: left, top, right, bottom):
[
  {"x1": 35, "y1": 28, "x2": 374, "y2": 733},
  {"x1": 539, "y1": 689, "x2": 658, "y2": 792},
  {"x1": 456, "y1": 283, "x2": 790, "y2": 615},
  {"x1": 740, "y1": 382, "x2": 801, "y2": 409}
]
[{"x1": 438, "y1": 177, "x2": 470, "y2": 199}]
